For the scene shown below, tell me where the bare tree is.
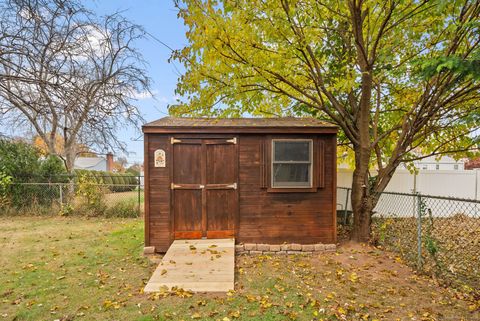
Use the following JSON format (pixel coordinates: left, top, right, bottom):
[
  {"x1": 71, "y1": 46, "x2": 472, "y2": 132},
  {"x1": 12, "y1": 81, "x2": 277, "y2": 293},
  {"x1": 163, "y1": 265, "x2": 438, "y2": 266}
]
[{"x1": 0, "y1": 0, "x2": 151, "y2": 172}]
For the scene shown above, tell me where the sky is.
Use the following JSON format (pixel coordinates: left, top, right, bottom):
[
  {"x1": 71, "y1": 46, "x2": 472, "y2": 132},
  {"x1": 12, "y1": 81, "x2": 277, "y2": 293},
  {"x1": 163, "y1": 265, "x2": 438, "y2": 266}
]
[{"x1": 84, "y1": 0, "x2": 188, "y2": 165}]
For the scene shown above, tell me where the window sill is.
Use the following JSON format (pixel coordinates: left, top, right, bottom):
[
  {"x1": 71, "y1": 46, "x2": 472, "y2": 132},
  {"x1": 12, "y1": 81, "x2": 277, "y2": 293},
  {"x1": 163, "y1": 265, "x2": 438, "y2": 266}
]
[{"x1": 266, "y1": 187, "x2": 318, "y2": 193}]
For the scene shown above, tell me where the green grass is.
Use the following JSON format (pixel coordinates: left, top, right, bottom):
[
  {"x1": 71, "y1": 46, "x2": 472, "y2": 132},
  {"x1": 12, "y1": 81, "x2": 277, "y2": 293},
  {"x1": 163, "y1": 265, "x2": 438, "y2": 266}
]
[
  {"x1": 0, "y1": 216, "x2": 478, "y2": 321},
  {"x1": 104, "y1": 190, "x2": 144, "y2": 207}
]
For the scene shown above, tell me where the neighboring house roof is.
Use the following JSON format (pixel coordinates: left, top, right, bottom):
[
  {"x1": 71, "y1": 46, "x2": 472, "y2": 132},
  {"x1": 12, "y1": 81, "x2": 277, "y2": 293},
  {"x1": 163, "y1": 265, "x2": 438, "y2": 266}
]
[
  {"x1": 74, "y1": 157, "x2": 107, "y2": 171},
  {"x1": 465, "y1": 157, "x2": 480, "y2": 170},
  {"x1": 143, "y1": 117, "x2": 337, "y2": 134}
]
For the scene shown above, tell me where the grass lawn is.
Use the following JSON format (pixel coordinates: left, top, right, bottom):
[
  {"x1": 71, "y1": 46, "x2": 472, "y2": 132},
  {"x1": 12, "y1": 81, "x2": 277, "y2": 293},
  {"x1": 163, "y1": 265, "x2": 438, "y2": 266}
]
[
  {"x1": 104, "y1": 190, "x2": 144, "y2": 207},
  {"x1": 0, "y1": 216, "x2": 478, "y2": 321}
]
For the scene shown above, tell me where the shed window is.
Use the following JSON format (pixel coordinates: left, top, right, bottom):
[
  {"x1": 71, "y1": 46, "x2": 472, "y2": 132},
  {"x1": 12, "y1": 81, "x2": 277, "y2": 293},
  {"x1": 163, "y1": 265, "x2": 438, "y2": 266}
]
[{"x1": 272, "y1": 139, "x2": 312, "y2": 188}]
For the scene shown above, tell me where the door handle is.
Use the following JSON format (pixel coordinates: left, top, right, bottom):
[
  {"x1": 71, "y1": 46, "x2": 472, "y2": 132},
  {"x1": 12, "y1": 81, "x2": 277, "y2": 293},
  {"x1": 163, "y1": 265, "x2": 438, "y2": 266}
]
[
  {"x1": 171, "y1": 183, "x2": 204, "y2": 190},
  {"x1": 226, "y1": 183, "x2": 237, "y2": 190}
]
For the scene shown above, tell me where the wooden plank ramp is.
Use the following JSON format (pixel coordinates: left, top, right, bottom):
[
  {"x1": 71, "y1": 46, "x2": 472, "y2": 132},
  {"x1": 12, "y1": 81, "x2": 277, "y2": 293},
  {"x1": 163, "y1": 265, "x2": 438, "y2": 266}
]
[{"x1": 144, "y1": 238, "x2": 235, "y2": 293}]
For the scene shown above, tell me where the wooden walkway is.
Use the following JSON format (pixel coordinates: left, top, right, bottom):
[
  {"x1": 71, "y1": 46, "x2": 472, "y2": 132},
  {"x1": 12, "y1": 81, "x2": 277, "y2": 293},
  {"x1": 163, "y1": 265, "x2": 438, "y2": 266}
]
[{"x1": 144, "y1": 238, "x2": 235, "y2": 293}]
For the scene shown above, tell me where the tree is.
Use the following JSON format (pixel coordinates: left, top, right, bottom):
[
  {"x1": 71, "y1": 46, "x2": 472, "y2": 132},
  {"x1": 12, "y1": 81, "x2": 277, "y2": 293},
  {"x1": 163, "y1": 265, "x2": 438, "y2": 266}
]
[
  {"x1": 113, "y1": 156, "x2": 129, "y2": 173},
  {"x1": 126, "y1": 163, "x2": 143, "y2": 176},
  {"x1": 33, "y1": 135, "x2": 95, "y2": 157},
  {"x1": 0, "y1": 0, "x2": 151, "y2": 172},
  {"x1": 172, "y1": 0, "x2": 480, "y2": 241}
]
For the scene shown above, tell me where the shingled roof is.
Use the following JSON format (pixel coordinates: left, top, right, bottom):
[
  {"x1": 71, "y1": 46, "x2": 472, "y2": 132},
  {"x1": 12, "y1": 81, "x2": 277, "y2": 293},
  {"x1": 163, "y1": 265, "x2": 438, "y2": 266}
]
[{"x1": 143, "y1": 117, "x2": 337, "y2": 134}]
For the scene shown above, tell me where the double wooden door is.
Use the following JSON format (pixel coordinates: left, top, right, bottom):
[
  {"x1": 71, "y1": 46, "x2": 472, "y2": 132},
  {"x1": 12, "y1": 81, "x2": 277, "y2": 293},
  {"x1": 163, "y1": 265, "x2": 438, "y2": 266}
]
[{"x1": 171, "y1": 137, "x2": 237, "y2": 239}]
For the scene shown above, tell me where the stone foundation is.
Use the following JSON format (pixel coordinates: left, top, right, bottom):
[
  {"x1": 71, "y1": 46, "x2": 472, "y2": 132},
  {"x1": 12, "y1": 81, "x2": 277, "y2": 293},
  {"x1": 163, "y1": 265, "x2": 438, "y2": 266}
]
[
  {"x1": 235, "y1": 243, "x2": 336, "y2": 255},
  {"x1": 143, "y1": 246, "x2": 156, "y2": 255}
]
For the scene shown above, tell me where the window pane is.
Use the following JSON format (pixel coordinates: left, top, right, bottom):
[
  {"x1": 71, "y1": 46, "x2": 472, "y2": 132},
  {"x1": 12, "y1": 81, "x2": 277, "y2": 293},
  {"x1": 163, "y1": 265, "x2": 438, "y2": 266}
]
[
  {"x1": 274, "y1": 141, "x2": 310, "y2": 161},
  {"x1": 272, "y1": 163, "x2": 310, "y2": 187}
]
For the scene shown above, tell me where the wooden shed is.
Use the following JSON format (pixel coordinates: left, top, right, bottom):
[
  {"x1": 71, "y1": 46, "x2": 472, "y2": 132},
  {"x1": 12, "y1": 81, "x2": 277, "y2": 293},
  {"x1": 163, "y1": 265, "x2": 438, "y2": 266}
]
[{"x1": 142, "y1": 117, "x2": 338, "y2": 252}]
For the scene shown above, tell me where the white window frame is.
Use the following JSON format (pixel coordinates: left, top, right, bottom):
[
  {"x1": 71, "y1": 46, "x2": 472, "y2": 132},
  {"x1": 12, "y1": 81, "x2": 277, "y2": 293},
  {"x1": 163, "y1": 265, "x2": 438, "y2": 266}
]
[{"x1": 271, "y1": 139, "x2": 313, "y2": 188}]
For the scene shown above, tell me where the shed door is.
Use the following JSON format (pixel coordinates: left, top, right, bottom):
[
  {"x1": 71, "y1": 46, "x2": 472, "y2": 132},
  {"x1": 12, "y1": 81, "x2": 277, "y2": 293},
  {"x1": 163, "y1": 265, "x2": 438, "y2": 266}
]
[{"x1": 172, "y1": 137, "x2": 237, "y2": 239}]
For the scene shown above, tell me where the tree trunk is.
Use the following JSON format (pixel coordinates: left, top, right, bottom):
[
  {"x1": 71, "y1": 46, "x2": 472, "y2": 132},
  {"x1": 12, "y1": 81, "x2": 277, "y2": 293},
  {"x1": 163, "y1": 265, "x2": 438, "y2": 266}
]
[
  {"x1": 63, "y1": 143, "x2": 77, "y2": 203},
  {"x1": 350, "y1": 154, "x2": 374, "y2": 242},
  {"x1": 350, "y1": 67, "x2": 374, "y2": 242},
  {"x1": 64, "y1": 144, "x2": 76, "y2": 174}
]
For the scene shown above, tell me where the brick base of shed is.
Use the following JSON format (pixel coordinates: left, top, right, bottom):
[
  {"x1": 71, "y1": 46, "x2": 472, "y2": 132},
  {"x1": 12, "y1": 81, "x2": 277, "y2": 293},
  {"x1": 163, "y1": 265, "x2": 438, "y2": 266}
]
[{"x1": 235, "y1": 243, "x2": 336, "y2": 255}]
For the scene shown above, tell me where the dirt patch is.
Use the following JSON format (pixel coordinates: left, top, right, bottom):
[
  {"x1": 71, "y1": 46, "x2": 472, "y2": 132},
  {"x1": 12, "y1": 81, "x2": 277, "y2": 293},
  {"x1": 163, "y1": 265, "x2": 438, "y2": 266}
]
[{"x1": 235, "y1": 242, "x2": 479, "y2": 320}]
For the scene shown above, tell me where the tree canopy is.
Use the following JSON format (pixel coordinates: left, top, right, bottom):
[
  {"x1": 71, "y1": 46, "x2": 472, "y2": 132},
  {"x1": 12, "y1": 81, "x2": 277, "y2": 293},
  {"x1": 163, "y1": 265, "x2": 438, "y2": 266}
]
[{"x1": 172, "y1": 0, "x2": 480, "y2": 240}]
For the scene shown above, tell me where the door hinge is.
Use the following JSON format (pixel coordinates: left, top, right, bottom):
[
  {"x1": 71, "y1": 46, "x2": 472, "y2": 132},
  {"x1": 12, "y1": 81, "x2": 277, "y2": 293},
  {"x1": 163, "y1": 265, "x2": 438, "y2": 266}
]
[
  {"x1": 170, "y1": 137, "x2": 182, "y2": 144},
  {"x1": 226, "y1": 137, "x2": 237, "y2": 144}
]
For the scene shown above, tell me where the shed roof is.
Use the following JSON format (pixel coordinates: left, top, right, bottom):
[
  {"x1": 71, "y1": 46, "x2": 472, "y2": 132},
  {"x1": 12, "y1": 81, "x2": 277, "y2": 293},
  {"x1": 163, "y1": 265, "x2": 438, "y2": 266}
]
[{"x1": 143, "y1": 117, "x2": 337, "y2": 134}]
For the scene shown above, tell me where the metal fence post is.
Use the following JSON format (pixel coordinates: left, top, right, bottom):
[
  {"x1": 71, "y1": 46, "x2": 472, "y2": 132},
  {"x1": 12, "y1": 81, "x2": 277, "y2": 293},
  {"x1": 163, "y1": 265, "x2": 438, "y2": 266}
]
[
  {"x1": 416, "y1": 193, "x2": 422, "y2": 270},
  {"x1": 137, "y1": 174, "x2": 141, "y2": 216},
  {"x1": 344, "y1": 188, "x2": 350, "y2": 225},
  {"x1": 59, "y1": 184, "x2": 63, "y2": 205}
]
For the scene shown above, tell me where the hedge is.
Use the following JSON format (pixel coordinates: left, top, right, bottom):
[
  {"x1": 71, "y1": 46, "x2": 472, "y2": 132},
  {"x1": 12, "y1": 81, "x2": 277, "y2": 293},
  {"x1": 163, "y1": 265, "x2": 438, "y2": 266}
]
[{"x1": 73, "y1": 170, "x2": 138, "y2": 192}]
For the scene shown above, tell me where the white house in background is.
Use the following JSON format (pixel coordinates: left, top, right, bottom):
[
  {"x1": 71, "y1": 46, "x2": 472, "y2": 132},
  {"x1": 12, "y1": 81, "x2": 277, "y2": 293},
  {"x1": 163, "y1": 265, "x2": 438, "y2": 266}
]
[
  {"x1": 74, "y1": 153, "x2": 114, "y2": 172},
  {"x1": 403, "y1": 155, "x2": 465, "y2": 171}
]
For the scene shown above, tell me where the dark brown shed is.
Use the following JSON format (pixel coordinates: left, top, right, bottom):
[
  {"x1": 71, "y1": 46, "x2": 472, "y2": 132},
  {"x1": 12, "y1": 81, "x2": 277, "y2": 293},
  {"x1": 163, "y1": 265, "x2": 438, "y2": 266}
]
[{"x1": 142, "y1": 117, "x2": 338, "y2": 252}]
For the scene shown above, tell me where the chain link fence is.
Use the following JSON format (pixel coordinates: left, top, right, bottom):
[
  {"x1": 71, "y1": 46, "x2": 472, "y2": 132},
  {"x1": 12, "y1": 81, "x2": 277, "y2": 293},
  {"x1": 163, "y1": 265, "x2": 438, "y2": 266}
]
[
  {"x1": 337, "y1": 187, "x2": 480, "y2": 290},
  {"x1": 1, "y1": 176, "x2": 144, "y2": 217}
]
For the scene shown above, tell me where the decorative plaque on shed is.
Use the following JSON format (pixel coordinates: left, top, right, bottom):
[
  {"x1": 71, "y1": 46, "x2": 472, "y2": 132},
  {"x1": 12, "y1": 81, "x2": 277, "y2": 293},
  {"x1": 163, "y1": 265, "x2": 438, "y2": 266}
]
[{"x1": 154, "y1": 149, "x2": 166, "y2": 167}]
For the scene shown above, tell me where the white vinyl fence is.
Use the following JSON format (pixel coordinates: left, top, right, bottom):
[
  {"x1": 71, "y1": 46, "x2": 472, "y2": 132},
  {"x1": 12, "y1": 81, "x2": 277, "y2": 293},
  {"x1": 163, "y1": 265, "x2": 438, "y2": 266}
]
[{"x1": 337, "y1": 168, "x2": 480, "y2": 217}]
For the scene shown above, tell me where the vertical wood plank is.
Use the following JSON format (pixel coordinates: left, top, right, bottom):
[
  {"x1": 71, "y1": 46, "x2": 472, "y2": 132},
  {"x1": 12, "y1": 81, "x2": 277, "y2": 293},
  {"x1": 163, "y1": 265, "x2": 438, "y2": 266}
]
[
  {"x1": 235, "y1": 135, "x2": 240, "y2": 238},
  {"x1": 144, "y1": 134, "x2": 150, "y2": 246},
  {"x1": 331, "y1": 134, "x2": 337, "y2": 243},
  {"x1": 169, "y1": 135, "x2": 174, "y2": 244},
  {"x1": 201, "y1": 142, "x2": 207, "y2": 237},
  {"x1": 317, "y1": 139, "x2": 325, "y2": 188}
]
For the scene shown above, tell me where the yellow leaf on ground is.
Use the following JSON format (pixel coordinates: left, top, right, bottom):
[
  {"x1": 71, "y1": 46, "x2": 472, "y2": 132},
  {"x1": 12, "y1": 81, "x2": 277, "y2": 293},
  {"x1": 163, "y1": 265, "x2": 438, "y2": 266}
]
[
  {"x1": 349, "y1": 272, "x2": 359, "y2": 283},
  {"x1": 229, "y1": 310, "x2": 240, "y2": 318}
]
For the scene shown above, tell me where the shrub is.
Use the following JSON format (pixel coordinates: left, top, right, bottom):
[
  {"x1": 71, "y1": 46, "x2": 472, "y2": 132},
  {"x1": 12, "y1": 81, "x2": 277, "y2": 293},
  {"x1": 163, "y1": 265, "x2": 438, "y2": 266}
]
[
  {"x1": 103, "y1": 175, "x2": 114, "y2": 190},
  {"x1": 110, "y1": 174, "x2": 123, "y2": 192},
  {"x1": 71, "y1": 170, "x2": 139, "y2": 192},
  {"x1": 58, "y1": 203, "x2": 74, "y2": 216},
  {"x1": 92, "y1": 171, "x2": 104, "y2": 184},
  {"x1": 117, "y1": 175, "x2": 127, "y2": 192},
  {"x1": 105, "y1": 199, "x2": 139, "y2": 218},
  {"x1": 0, "y1": 139, "x2": 67, "y2": 208},
  {"x1": 127, "y1": 175, "x2": 138, "y2": 191},
  {"x1": 0, "y1": 169, "x2": 12, "y2": 209},
  {"x1": 73, "y1": 169, "x2": 87, "y2": 182},
  {"x1": 75, "y1": 173, "x2": 107, "y2": 216},
  {"x1": 124, "y1": 175, "x2": 134, "y2": 191},
  {"x1": 39, "y1": 155, "x2": 67, "y2": 181},
  {"x1": 0, "y1": 139, "x2": 40, "y2": 180},
  {"x1": 126, "y1": 166, "x2": 140, "y2": 176}
]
